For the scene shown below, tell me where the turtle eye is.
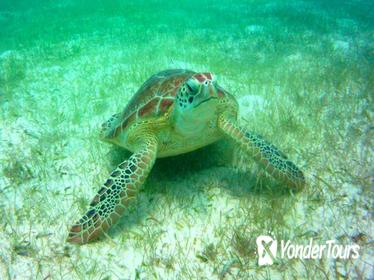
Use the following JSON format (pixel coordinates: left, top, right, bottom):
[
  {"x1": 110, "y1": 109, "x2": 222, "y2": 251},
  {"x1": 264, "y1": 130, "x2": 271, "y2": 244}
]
[
  {"x1": 185, "y1": 80, "x2": 199, "y2": 95},
  {"x1": 186, "y1": 83, "x2": 193, "y2": 92}
]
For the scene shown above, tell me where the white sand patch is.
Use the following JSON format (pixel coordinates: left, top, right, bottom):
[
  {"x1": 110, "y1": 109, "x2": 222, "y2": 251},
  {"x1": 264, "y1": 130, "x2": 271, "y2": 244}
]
[
  {"x1": 244, "y1": 25, "x2": 265, "y2": 35},
  {"x1": 333, "y1": 39, "x2": 350, "y2": 53},
  {"x1": 238, "y1": 94, "x2": 268, "y2": 116}
]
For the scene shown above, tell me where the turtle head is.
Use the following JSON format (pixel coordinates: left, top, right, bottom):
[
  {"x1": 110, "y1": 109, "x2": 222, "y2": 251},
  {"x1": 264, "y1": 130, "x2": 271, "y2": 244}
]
[
  {"x1": 173, "y1": 72, "x2": 220, "y2": 135},
  {"x1": 176, "y1": 72, "x2": 219, "y2": 112}
]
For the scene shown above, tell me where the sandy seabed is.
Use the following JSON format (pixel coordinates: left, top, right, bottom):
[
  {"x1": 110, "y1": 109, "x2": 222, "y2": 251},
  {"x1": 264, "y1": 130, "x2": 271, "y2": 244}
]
[{"x1": 0, "y1": 1, "x2": 373, "y2": 279}]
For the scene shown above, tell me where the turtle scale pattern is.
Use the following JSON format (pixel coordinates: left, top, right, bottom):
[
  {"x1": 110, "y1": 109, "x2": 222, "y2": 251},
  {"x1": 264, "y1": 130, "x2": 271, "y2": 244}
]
[{"x1": 101, "y1": 69, "x2": 194, "y2": 139}]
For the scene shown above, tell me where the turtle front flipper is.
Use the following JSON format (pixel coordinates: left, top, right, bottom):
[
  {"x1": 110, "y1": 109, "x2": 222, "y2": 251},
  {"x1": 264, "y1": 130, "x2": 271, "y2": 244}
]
[
  {"x1": 67, "y1": 135, "x2": 158, "y2": 244},
  {"x1": 218, "y1": 115, "x2": 305, "y2": 190}
]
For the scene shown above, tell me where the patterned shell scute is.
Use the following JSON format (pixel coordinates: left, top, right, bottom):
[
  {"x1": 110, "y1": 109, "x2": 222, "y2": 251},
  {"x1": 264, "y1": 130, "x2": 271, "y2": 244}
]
[{"x1": 111, "y1": 69, "x2": 195, "y2": 138}]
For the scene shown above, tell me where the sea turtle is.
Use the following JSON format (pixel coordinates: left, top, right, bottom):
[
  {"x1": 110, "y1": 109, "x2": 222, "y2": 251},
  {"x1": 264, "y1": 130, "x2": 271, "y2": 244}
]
[{"x1": 67, "y1": 69, "x2": 305, "y2": 244}]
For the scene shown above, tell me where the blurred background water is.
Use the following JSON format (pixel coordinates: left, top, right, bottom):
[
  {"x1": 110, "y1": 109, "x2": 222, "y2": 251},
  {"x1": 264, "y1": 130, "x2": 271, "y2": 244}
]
[{"x1": 0, "y1": 1, "x2": 373, "y2": 279}]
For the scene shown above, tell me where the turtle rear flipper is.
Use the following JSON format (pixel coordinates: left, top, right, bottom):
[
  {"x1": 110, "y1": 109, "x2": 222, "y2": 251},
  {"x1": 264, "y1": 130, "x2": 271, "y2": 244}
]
[
  {"x1": 219, "y1": 115, "x2": 305, "y2": 190},
  {"x1": 67, "y1": 135, "x2": 158, "y2": 244}
]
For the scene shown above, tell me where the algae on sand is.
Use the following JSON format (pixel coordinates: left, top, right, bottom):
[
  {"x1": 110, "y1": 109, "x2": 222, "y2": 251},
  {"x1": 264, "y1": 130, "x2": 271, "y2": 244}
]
[{"x1": 0, "y1": 0, "x2": 373, "y2": 279}]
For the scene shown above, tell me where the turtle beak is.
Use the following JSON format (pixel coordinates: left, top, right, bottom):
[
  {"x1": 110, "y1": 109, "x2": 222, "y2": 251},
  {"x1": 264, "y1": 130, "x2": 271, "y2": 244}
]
[
  {"x1": 194, "y1": 83, "x2": 218, "y2": 108},
  {"x1": 194, "y1": 96, "x2": 217, "y2": 108}
]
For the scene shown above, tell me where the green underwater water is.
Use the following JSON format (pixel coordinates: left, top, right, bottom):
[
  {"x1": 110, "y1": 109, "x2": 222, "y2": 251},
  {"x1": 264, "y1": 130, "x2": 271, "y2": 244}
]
[{"x1": 0, "y1": 0, "x2": 373, "y2": 279}]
